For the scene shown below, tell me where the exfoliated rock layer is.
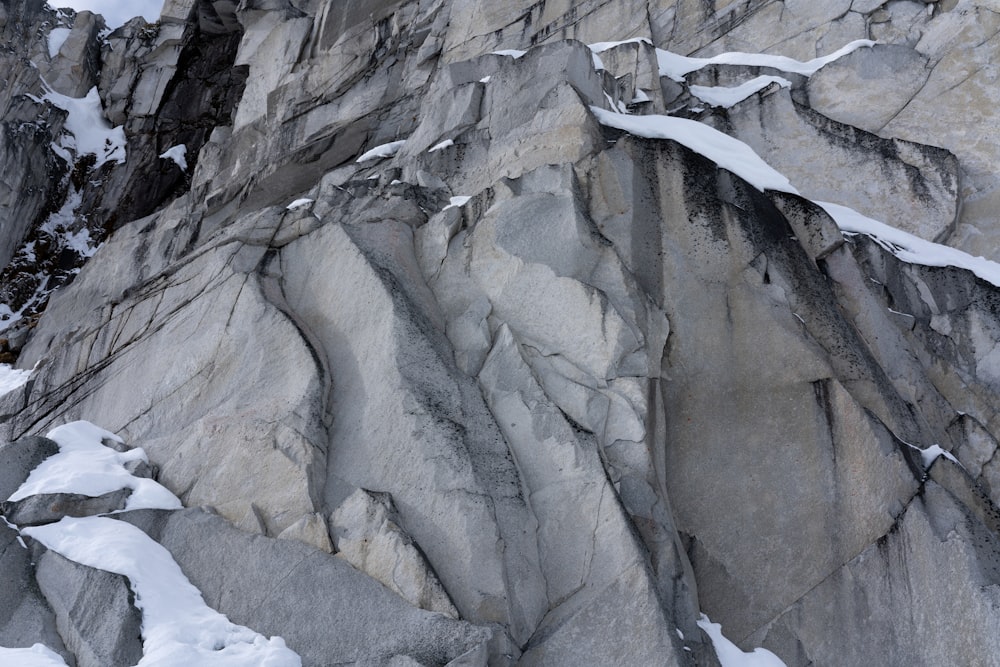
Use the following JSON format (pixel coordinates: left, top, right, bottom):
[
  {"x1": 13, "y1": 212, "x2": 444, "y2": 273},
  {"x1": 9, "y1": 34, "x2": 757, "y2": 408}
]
[{"x1": 2, "y1": 0, "x2": 1000, "y2": 665}]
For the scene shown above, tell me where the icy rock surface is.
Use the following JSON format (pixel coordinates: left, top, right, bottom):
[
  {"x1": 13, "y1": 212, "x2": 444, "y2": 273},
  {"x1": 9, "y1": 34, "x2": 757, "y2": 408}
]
[{"x1": 3, "y1": 0, "x2": 1000, "y2": 665}]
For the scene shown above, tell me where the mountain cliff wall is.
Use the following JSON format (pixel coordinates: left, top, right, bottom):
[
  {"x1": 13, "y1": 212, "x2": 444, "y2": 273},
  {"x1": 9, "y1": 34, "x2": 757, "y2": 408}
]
[{"x1": 2, "y1": 0, "x2": 1000, "y2": 665}]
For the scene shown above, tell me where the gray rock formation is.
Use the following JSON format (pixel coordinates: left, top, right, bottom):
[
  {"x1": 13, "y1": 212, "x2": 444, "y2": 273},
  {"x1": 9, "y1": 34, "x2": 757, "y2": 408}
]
[{"x1": 2, "y1": 0, "x2": 1000, "y2": 665}]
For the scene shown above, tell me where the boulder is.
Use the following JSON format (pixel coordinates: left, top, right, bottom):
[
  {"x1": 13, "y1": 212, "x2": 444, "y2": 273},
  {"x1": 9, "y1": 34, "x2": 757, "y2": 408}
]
[
  {"x1": 2, "y1": 489, "x2": 132, "y2": 527},
  {"x1": 0, "y1": 523, "x2": 70, "y2": 663},
  {"x1": 33, "y1": 547, "x2": 143, "y2": 667},
  {"x1": 0, "y1": 437, "x2": 59, "y2": 501}
]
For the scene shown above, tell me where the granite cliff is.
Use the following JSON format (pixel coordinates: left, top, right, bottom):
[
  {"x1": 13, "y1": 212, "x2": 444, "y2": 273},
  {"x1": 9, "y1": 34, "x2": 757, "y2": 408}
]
[{"x1": 2, "y1": 0, "x2": 1000, "y2": 665}]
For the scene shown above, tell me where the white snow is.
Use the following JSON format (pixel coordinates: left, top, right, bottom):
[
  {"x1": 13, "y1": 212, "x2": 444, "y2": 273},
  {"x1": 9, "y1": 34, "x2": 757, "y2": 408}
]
[
  {"x1": 698, "y1": 614, "x2": 787, "y2": 667},
  {"x1": 631, "y1": 88, "x2": 651, "y2": 104},
  {"x1": 6, "y1": 419, "x2": 302, "y2": 665},
  {"x1": 38, "y1": 187, "x2": 101, "y2": 259},
  {"x1": 159, "y1": 144, "x2": 187, "y2": 171},
  {"x1": 442, "y1": 196, "x2": 471, "y2": 211},
  {"x1": 64, "y1": 228, "x2": 99, "y2": 258},
  {"x1": 0, "y1": 644, "x2": 68, "y2": 667},
  {"x1": 47, "y1": 28, "x2": 71, "y2": 58},
  {"x1": 917, "y1": 444, "x2": 960, "y2": 469},
  {"x1": 588, "y1": 38, "x2": 653, "y2": 53},
  {"x1": 591, "y1": 51, "x2": 606, "y2": 71},
  {"x1": 356, "y1": 139, "x2": 406, "y2": 163},
  {"x1": 428, "y1": 139, "x2": 454, "y2": 153},
  {"x1": 0, "y1": 363, "x2": 33, "y2": 396},
  {"x1": 689, "y1": 75, "x2": 792, "y2": 108},
  {"x1": 479, "y1": 76, "x2": 492, "y2": 83},
  {"x1": 590, "y1": 106, "x2": 798, "y2": 193},
  {"x1": 655, "y1": 39, "x2": 874, "y2": 82},
  {"x1": 492, "y1": 49, "x2": 526, "y2": 59},
  {"x1": 24, "y1": 517, "x2": 301, "y2": 667},
  {"x1": 816, "y1": 201, "x2": 1000, "y2": 289},
  {"x1": 286, "y1": 198, "x2": 313, "y2": 210},
  {"x1": 8, "y1": 421, "x2": 182, "y2": 512},
  {"x1": 41, "y1": 84, "x2": 126, "y2": 167}
]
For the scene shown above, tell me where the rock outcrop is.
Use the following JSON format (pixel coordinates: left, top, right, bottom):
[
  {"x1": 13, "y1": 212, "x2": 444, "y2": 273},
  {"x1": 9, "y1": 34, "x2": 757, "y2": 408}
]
[{"x1": 2, "y1": 0, "x2": 1000, "y2": 665}]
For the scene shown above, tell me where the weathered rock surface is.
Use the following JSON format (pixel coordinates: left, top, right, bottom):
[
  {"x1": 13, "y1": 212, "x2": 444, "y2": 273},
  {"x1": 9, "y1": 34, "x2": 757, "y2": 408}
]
[
  {"x1": 0, "y1": 524, "x2": 70, "y2": 663},
  {"x1": 330, "y1": 488, "x2": 459, "y2": 618},
  {"x1": 3, "y1": 0, "x2": 1000, "y2": 665},
  {"x1": 2, "y1": 489, "x2": 131, "y2": 527},
  {"x1": 121, "y1": 507, "x2": 491, "y2": 666},
  {"x1": 33, "y1": 548, "x2": 143, "y2": 667}
]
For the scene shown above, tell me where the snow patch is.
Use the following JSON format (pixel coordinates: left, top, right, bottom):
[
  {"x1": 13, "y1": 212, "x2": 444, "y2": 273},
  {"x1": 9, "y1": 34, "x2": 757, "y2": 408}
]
[
  {"x1": 286, "y1": 198, "x2": 313, "y2": 210},
  {"x1": 428, "y1": 139, "x2": 454, "y2": 153},
  {"x1": 492, "y1": 49, "x2": 527, "y2": 59},
  {"x1": 698, "y1": 614, "x2": 787, "y2": 667},
  {"x1": 689, "y1": 75, "x2": 792, "y2": 108},
  {"x1": 816, "y1": 201, "x2": 1000, "y2": 289},
  {"x1": 0, "y1": 363, "x2": 33, "y2": 397},
  {"x1": 159, "y1": 144, "x2": 188, "y2": 171},
  {"x1": 443, "y1": 196, "x2": 471, "y2": 211},
  {"x1": 356, "y1": 139, "x2": 406, "y2": 163},
  {"x1": 631, "y1": 89, "x2": 651, "y2": 104},
  {"x1": 7, "y1": 420, "x2": 302, "y2": 665},
  {"x1": 0, "y1": 644, "x2": 68, "y2": 667},
  {"x1": 38, "y1": 187, "x2": 101, "y2": 259},
  {"x1": 588, "y1": 38, "x2": 653, "y2": 53},
  {"x1": 655, "y1": 39, "x2": 874, "y2": 82},
  {"x1": 42, "y1": 84, "x2": 126, "y2": 167},
  {"x1": 24, "y1": 517, "x2": 302, "y2": 667},
  {"x1": 8, "y1": 421, "x2": 182, "y2": 512},
  {"x1": 47, "y1": 28, "x2": 71, "y2": 59},
  {"x1": 917, "y1": 444, "x2": 959, "y2": 469},
  {"x1": 590, "y1": 106, "x2": 798, "y2": 193}
]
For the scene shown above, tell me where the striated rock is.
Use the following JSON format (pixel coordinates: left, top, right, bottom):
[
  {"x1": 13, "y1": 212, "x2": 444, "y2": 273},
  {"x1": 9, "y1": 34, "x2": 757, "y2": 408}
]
[{"x1": 11, "y1": 204, "x2": 328, "y2": 537}]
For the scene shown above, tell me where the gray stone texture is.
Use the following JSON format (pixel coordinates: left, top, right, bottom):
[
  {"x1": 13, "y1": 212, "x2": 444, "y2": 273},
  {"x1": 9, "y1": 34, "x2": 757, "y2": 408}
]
[
  {"x1": 0, "y1": 524, "x2": 71, "y2": 664},
  {"x1": 34, "y1": 548, "x2": 143, "y2": 667},
  {"x1": 2, "y1": 0, "x2": 1000, "y2": 665},
  {"x1": 120, "y1": 508, "x2": 490, "y2": 667},
  {"x1": 2, "y1": 489, "x2": 132, "y2": 527}
]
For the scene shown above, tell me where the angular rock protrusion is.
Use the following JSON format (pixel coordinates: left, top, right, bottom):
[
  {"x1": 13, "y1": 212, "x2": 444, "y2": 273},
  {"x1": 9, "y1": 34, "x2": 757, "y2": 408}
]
[
  {"x1": 329, "y1": 488, "x2": 459, "y2": 618},
  {"x1": 721, "y1": 85, "x2": 960, "y2": 243},
  {"x1": 276, "y1": 512, "x2": 334, "y2": 553},
  {"x1": 0, "y1": 436, "x2": 59, "y2": 501},
  {"x1": 34, "y1": 547, "x2": 144, "y2": 667}
]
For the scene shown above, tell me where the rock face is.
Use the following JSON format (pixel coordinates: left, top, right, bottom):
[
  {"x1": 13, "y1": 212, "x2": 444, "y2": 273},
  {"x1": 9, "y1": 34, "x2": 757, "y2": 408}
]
[{"x1": 3, "y1": 0, "x2": 1000, "y2": 665}]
